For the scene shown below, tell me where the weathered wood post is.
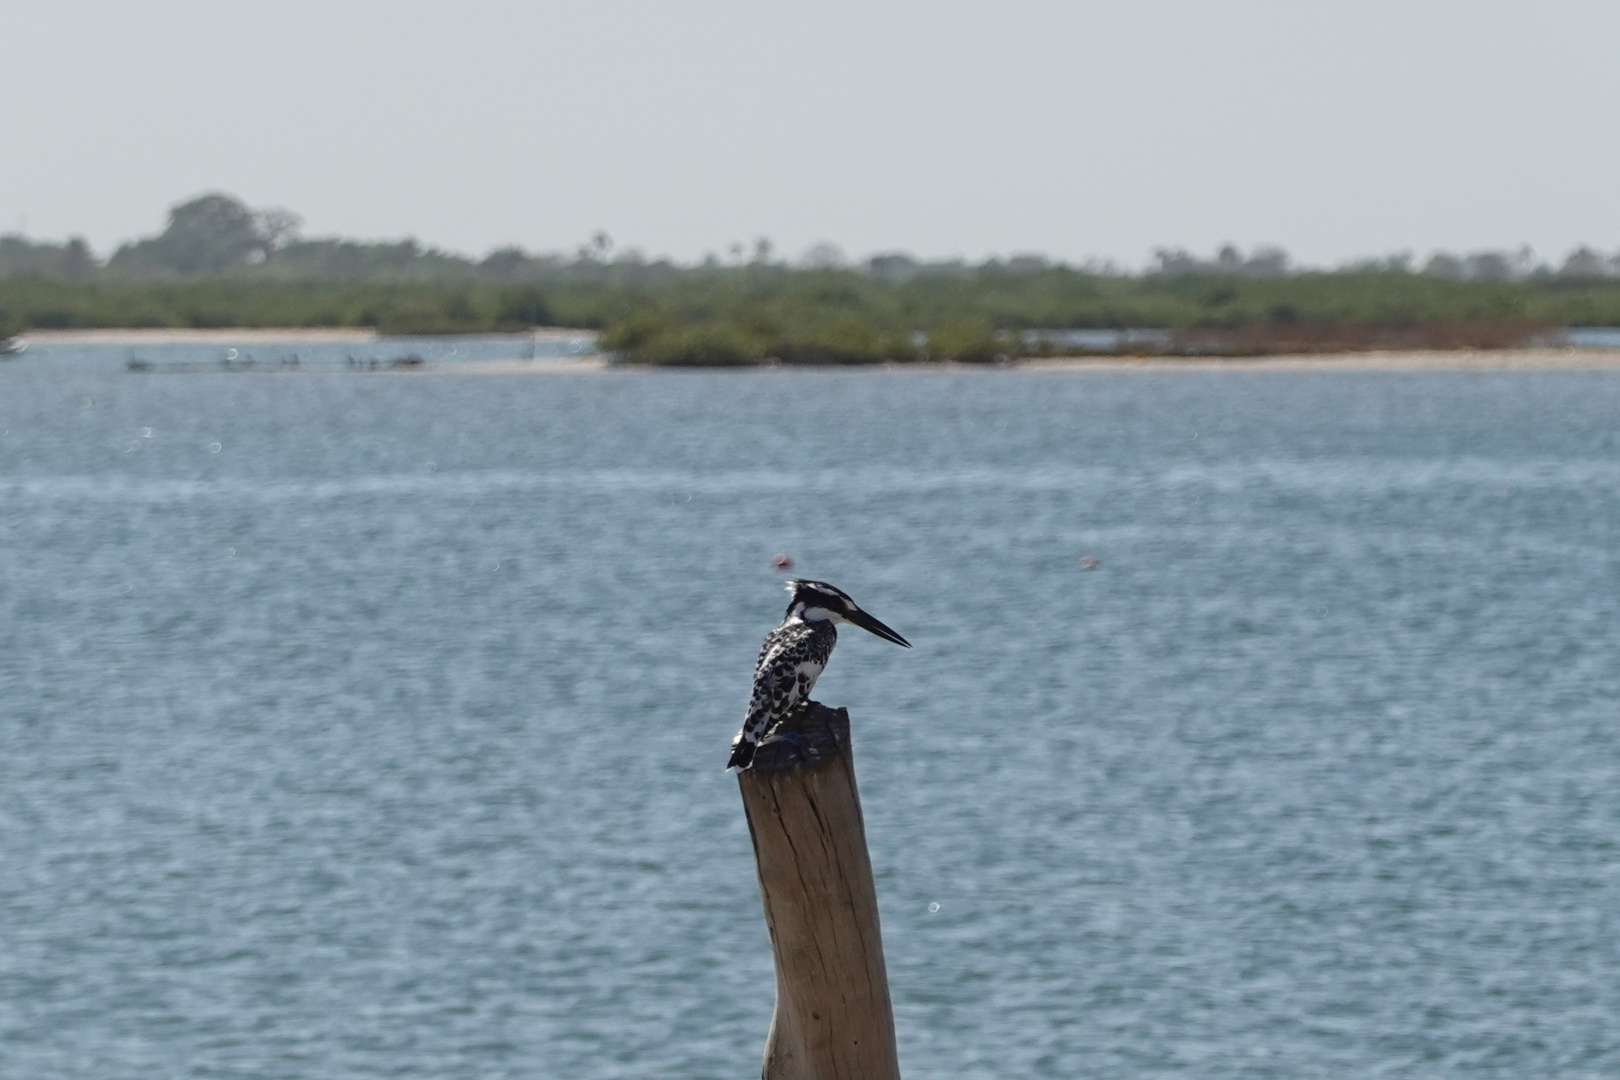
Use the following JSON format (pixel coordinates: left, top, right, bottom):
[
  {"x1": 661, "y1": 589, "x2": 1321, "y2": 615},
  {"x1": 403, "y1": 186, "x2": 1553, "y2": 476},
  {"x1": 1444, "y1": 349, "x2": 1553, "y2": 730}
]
[{"x1": 736, "y1": 702, "x2": 902, "y2": 1080}]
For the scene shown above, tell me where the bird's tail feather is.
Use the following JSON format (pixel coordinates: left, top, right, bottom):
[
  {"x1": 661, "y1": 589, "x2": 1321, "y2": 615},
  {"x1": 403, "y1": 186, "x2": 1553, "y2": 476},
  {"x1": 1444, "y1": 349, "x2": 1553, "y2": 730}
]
[{"x1": 726, "y1": 738, "x2": 756, "y2": 772}]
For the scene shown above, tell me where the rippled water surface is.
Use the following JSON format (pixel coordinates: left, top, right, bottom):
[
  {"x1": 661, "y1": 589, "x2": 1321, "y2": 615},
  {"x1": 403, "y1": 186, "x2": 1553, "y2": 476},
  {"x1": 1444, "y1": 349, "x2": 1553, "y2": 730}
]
[{"x1": 2, "y1": 347, "x2": 1619, "y2": 1079}]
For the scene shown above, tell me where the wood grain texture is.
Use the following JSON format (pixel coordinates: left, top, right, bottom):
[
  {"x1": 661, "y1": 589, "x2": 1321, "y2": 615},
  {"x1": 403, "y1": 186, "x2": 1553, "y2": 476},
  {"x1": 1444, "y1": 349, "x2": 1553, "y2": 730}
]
[{"x1": 738, "y1": 703, "x2": 901, "y2": 1080}]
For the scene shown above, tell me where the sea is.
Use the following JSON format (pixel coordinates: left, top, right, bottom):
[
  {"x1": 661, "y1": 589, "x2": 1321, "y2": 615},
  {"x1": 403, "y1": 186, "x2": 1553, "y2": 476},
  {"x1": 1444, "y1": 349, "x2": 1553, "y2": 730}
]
[{"x1": 2, "y1": 339, "x2": 1618, "y2": 1079}]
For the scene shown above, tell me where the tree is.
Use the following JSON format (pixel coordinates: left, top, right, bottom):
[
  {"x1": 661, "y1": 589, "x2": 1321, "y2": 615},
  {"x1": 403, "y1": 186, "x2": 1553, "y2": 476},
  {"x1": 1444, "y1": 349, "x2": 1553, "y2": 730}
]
[
  {"x1": 1558, "y1": 247, "x2": 1611, "y2": 279},
  {"x1": 109, "y1": 193, "x2": 299, "y2": 274},
  {"x1": 577, "y1": 230, "x2": 613, "y2": 263},
  {"x1": 799, "y1": 242, "x2": 845, "y2": 269},
  {"x1": 254, "y1": 207, "x2": 303, "y2": 258}
]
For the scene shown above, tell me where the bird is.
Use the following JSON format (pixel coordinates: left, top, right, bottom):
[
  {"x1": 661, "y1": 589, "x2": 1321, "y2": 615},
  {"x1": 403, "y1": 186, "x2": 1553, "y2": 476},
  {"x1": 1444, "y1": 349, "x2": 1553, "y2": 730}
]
[{"x1": 728, "y1": 579, "x2": 911, "y2": 771}]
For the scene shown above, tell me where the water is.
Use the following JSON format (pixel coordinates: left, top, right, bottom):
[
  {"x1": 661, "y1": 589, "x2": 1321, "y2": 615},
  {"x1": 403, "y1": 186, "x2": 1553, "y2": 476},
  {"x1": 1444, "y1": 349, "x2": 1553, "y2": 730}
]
[
  {"x1": 14, "y1": 333, "x2": 595, "y2": 374},
  {"x1": 1023, "y1": 329, "x2": 1175, "y2": 353},
  {"x1": 1568, "y1": 327, "x2": 1620, "y2": 349},
  {"x1": 2, "y1": 349, "x2": 1619, "y2": 1079}
]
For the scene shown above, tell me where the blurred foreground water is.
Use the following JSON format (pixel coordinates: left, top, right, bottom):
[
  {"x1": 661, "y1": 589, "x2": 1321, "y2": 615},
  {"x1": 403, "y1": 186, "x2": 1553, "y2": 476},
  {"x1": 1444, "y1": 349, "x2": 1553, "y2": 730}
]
[{"x1": 1, "y1": 345, "x2": 1618, "y2": 1078}]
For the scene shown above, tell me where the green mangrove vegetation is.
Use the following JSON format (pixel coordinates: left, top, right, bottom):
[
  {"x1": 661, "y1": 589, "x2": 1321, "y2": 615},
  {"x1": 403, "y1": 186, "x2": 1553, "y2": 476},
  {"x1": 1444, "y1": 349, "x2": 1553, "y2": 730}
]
[
  {"x1": 0, "y1": 278, "x2": 563, "y2": 337},
  {"x1": 4, "y1": 192, "x2": 1620, "y2": 362}
]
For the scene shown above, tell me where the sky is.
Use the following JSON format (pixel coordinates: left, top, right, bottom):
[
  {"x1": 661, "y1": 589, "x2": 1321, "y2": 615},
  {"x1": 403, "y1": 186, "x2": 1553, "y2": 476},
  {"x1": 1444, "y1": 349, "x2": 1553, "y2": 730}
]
[{"x1": 4, "y1": 0, "x2": 1618, "y2": 268}]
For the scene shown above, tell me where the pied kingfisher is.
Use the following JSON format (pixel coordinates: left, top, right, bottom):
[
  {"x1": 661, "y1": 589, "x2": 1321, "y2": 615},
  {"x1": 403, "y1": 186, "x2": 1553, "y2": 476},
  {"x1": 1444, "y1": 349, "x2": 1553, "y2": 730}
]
[{"x1": 728, "y1": 579, "x2": 911, "y2": 771}]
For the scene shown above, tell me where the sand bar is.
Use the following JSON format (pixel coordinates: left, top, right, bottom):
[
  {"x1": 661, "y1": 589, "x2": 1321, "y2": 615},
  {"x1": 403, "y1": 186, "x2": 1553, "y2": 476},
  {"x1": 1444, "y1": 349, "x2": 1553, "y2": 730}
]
[
  {"x1": 21, "y1": 327, "x2": 595, "y2": 346},
  {"x1": 1018, "y1": 348, "x2": 1620, "y2": 372},
  {"x1": 400, "y1": 358, "x2": 610, "y2": 374},
  {"x1": 399, "y1": 348, "x2": 1620, "y2": 374},
  {"x1": 386, "y1": 349, "x2": 1620, "y2": 374},
  {"x1": 15, "y1": 337, "x2": 1619, "y2": 372}
]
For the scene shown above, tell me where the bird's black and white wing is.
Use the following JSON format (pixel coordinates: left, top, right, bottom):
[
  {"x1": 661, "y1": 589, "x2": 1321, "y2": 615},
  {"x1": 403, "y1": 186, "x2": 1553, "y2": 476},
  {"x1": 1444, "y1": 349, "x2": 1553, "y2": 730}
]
[{"x1": 727, "y1": 620, "x2": 835, "y2": 770}]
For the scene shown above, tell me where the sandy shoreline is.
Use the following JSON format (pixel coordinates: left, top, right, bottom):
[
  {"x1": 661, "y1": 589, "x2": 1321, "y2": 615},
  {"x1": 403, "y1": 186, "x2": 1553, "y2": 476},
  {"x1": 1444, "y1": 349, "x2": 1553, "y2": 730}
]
[
  {"x1": 11, "y1": 330, "x2": 1619, "y2": 372},
  {"x1": 19, "y1": 327, "x2": 595, "y2": 346},
  {"x1": 353, "y1": 348, "x2": 1620, "y2": 374},
  {"x1": 1018, "y1": 347, "x2": 1620, "y2": 371},
  {"x1": 405, "y1": 358, "x2": 611, "y2": 374}
]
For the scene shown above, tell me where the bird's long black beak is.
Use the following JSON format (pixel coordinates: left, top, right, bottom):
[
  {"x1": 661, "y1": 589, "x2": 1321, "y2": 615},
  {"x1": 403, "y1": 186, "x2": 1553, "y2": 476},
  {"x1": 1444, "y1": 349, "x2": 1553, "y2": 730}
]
[{"x1": 847, "y1": 607, "x2": 911, "y2": 648}]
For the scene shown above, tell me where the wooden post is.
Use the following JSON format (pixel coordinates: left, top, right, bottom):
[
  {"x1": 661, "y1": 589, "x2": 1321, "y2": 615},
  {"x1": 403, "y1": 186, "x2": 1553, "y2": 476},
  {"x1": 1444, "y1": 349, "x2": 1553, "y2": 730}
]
[{"x1": 737, "y1": 702, "x2": 902, "y2": 1080}]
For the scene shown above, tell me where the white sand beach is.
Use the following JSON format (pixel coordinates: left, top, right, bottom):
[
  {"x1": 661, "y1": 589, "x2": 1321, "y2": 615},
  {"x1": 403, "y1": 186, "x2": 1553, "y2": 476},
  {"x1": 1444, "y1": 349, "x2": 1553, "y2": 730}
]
[
  {"x1": 1017, "y1": 348, "x2": 1620, "y2": 371},
  {"x1": 401, "y1": 348, "x2": 1620, "y2": 374},
  {"x1": 13, "y1": 331, "x2": 1619, "y2": 373},
  {"x1": 21, "y1": 327, "x2": 594, "y2": 347}
]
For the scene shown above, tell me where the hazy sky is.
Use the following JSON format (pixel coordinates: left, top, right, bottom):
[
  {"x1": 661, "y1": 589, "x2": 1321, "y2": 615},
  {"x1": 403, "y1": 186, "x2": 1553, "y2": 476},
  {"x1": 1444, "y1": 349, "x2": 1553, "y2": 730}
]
[{"x1": 5, "y1": 0, "x2": 1618, "y2": 267}]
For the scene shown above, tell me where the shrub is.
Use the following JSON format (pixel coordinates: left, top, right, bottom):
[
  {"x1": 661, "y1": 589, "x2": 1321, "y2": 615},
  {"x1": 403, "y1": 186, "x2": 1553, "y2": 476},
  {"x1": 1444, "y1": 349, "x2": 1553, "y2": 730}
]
[
  {"x1": 625, "y1": 323, "x2": 765, "y2": 366},
  {"x1": 494, "y1": 286, "x2": 554, "y2": 329},
  {"x1": 597, "y1": 312, "x2": 674, "y2": 354},
  {"x1": 925, "y1": 321, "x2": 1009, "y2": 363},
  {"x1": 774, "y1": 318, "x2": 918, "y2": 364}
]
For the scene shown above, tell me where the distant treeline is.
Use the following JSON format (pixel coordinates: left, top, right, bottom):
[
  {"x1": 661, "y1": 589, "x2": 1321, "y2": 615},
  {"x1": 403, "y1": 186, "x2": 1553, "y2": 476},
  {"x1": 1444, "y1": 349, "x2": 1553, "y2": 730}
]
[
  {"x1": 0, "y1": 277, "x2": 571, "y2": 338},
  {"x1": 4, "y1": 192, "x2": 1620, "y2": 358}
]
